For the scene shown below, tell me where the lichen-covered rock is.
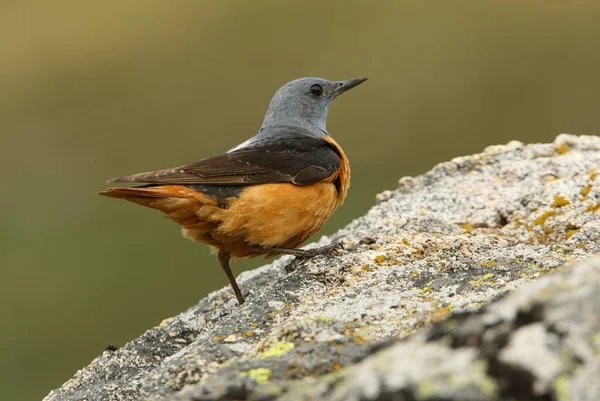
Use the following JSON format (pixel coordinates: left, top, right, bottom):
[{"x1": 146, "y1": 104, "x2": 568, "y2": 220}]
[
  {"x1": 45, "y1": 134, "x2": 600, "y2": 401},
  {"x1": 282, "y1": 254, "x2": 600, "y2": 401}
]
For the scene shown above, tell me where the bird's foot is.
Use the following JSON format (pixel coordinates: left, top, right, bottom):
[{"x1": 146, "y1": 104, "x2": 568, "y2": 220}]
[{"x1": 252, "y1": 242, "x2": 341, "y2": 259}]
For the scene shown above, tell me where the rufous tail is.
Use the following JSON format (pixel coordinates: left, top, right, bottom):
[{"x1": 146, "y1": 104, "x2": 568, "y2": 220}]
[{"x1": 99, "y1": 186, "x2": 219, "y2": 226}]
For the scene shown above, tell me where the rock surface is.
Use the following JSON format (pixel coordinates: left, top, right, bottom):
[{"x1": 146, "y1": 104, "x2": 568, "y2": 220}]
[{"x1": 45, "y1": 134, "x2": 600, "y2": 401}]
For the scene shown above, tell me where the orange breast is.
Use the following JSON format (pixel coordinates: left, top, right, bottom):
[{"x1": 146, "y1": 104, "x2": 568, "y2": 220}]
[{"x1": 210, "y1": 181, "x2": 340, "y2": 255}]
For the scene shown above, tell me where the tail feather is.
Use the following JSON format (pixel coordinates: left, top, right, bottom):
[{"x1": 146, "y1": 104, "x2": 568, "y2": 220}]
[
  {"x1": 99, "y1": 186, "x2": 176, "y2": 201},
  {"x1": 99, "y1": 186, "x2": 220, "y2": 225}
]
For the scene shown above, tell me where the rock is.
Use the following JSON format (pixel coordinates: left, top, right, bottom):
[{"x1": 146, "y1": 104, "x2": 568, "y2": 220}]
[
  {"x1": 283, "y1": 254, "x2": 600, "y2": 401},
  {"x1": 45, "y1": 134, "x2": 600, "y2": 401}
]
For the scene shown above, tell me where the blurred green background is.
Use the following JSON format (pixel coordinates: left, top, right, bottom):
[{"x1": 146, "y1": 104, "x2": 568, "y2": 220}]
[{"x1": 2, "y1": 1, "x2": 600, "y2": 400}]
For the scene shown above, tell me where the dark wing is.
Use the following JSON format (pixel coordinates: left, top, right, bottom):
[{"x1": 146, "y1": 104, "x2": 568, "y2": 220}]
[{"x1": 107, "y1": 137, "x2": 341, "y2": 186}]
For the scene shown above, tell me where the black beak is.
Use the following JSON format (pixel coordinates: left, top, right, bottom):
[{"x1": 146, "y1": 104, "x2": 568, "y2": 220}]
[{"x1": 333, "y1": 77, "x2": 368, "y2": 96}]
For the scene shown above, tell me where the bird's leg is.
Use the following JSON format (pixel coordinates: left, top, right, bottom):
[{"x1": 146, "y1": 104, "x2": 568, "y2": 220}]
[
  {"x1": 217, "y1": 250, "x2": 245, "y2": 304},
  {"x1": 251, "y1": 242, "x2": 340, "y2": 258}
]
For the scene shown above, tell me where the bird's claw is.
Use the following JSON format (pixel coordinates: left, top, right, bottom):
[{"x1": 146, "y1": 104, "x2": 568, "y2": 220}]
[{"x1": 251, "y1": 242, "x2": 341, "y2": 258}]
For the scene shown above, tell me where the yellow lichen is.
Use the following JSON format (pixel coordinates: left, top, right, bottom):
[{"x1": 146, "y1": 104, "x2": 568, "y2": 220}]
[
  {"x1": 348, "y1": 330, "x2": 367, "y2": 344},
  {"x1": 554, "y1": 143, "x2": 570, "y2": 155},
  {"x1": 586, "y1": 202, "x2": 600, "y2": 213},
  {"x1": 311, "y1": 315, "x2": 333, "y2": 322},
  {"x1": 581, "y1": 185, "x2": 592, "y2": 197},
  {"x1": 470, "y1": 273, "x2": 495, "y2": 287},
  {"x1": 261, "y1": 341, "x2": 295, "y2": 359},
  {"x1": 374, "y1": 255, "x2": 387, "y2": 264},
  {"x1": 240, "y1": 368, "x2": 272, "y2": 384},
  {"x1": 553, "y1": 195, "x2": 570, "y2": 207},
  {"x1": 553, "y1": 374, "x2": 571, "y2": 401},
  {"x1": 428, "y1": 306, "x2": 454, "y2": 323},
  {"x1": 544, "y1": 227, "x2": 554, "y2": 234},
  {"x1": 534, "y1": 210, "x2": 556, "y2": 225},
  {"x1": 566, "y1": 229, "x2": 580, "y2": 239},
  {"x1": 461, "y1": 223, "x2": 474, "y2": 232}
]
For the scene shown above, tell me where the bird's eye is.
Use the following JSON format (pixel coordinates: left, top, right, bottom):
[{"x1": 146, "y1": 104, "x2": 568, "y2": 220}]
[{"x1": 309, "y1": 84, "x2": 323, "y2": 97}]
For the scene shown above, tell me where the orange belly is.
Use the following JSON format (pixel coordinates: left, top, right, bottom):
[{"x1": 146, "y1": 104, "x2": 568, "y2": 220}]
[{"x1": 182, "y1": 182, "x2": 340, "y2": 258}]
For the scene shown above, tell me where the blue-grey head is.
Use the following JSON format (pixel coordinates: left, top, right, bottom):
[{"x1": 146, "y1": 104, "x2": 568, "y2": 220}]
[{"x1": 261, "y1": 77, "x2": 368, "y2": 133}]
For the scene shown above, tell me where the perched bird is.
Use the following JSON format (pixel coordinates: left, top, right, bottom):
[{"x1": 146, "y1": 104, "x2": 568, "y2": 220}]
[{"x1": 100, "y1": 77, "x2": 367, "y2": 304}]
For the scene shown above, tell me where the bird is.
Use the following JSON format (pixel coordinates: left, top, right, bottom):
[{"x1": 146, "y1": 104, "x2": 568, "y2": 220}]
[{"x1": 99, "y1": 76, "x2": 367, "y2": 304}]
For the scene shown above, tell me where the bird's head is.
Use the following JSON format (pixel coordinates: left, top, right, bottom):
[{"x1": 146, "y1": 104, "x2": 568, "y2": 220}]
[{"x1": 261, "y1": 77, "x2": 367, "y2": 132}]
